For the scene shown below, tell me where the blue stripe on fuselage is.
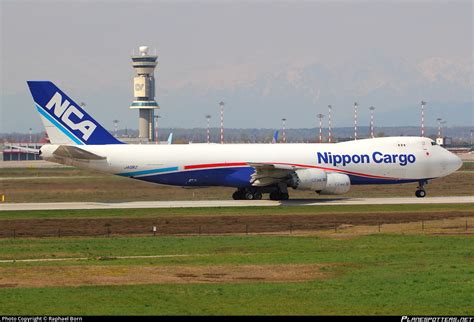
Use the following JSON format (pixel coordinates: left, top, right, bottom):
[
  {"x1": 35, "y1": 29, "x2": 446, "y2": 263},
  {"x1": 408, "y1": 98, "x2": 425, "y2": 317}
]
[
  {"x1": 347, "y1": 175, "x2": 422, "y2": 185},
  {"x1": 123, "y1": 167, "x2": 427, "y2": 187},
  {"x1": 135, "y1": 167, "x2": 255, "y2": 188},
  {"x1": 117, "y1": 166, "x2": 179, "y2": 177}
]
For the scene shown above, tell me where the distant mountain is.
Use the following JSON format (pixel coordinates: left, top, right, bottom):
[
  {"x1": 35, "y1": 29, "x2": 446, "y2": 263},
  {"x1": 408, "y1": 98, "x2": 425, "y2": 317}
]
[{"x1": 159, "y1": 55, "x2": 472, "y2": 128}]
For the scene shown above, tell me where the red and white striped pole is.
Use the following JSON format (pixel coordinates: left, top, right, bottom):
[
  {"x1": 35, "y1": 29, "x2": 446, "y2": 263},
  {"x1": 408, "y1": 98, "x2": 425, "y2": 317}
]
[
  {"x1": 440, "y1": 121, "x2": 446, "y2": 137},
  {"x1": 354, "y1": 102, "x2": 358, "y2": 140},
  {"x1": 206, "y1": 115, "x2": 211, "y2": 143},
  {"x1": 317, "y1": 113, "x2": 324, "y2": 143},
  {"x1": 369, "y1": 106, "x2": 375, "y2": 138},
  {"x1": 281, "y1": 118, "x2": 287, "y2": 143},
  {"x1": 219, "y1": 101, "x2": 225, "y2": 144},
  {"x1": 421, "y1": 101, "x2": 426, "y2": 137},
  {"x1": 436, "y1": 118, "x2": 442, "y2": 139},
  {"x1": 328, "y1": 105, "x2": 332, "y2": 143}
]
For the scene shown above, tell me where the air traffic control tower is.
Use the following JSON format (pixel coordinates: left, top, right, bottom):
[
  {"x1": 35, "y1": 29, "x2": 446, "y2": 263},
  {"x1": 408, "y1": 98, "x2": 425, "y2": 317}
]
[{"x1": 130, "y1": 46, "x2": 159, "y2": 142}]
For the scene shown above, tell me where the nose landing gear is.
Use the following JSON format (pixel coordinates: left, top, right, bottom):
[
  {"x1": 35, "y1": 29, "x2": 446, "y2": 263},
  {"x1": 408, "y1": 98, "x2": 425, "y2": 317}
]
[{"x1": 415, "y1": 180, "x2": 427, "y2": 198}]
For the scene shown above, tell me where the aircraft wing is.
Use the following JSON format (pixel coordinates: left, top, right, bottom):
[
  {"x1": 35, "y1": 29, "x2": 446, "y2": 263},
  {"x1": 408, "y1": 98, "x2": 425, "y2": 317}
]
[
  {"x1": 247, "y1": 162, "x2": 303, "y2": 186},
  {"x1": 52, "y1": 145, "x2": 106, "y2": 160}
]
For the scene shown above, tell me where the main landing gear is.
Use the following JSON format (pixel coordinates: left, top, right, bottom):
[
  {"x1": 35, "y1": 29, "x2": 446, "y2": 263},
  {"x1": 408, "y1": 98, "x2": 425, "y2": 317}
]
[
  {"x1": 415, "y1": 180, "x2": 427, "y2": 198},
  {"x1": 232, "y1": 189, "x2": 263, "y2": 200},
  {"x1": 269, "y1": 191, "x2": 289, "y2": 201},
  {"x1": 232, "y1": 184, "x2": 289, "y2": 201}
]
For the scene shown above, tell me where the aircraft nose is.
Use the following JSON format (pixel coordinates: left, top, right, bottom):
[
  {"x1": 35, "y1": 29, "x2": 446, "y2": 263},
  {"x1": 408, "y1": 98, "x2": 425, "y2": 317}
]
[{"x1": 448, "y1": 152, "x2": 463, "y2": 173}]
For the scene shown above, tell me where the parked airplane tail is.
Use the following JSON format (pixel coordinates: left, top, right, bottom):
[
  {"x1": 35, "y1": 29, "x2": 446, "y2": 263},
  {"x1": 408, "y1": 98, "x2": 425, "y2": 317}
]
[
  {"x1": 27, "y1": 81, "x2": 123, "y2": 145},
  {"x1": 272, "y1": 130, "x2": 279, "y2": 144}
]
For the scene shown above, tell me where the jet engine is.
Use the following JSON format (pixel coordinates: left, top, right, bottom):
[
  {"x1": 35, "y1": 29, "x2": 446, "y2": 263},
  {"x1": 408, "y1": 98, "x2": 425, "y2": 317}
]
[
  {"x1": 288, "y1": 169, "x2": 327, "y2": 191},
  {"x1": 318, "y1": 173, "x2": 351, "y2": 195}
]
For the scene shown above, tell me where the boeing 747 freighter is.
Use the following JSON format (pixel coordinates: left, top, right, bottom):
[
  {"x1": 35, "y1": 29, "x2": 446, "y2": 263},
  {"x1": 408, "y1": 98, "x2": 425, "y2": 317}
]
[{"x1": 27, "y1": 81, "x2": 462, "y2": 200}]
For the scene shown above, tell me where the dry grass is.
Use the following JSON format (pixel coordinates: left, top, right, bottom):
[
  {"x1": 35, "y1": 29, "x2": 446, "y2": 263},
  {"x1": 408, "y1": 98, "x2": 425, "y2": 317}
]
[
  {"x1": 2, "y1": 210, "x2": 472, "y2": 238},
  {"x1": 293, "y1": 216, "x2": 474, "y2": 239},
  {"x1": 0, "y1": 263, "x2": 336, "y2": 288}
]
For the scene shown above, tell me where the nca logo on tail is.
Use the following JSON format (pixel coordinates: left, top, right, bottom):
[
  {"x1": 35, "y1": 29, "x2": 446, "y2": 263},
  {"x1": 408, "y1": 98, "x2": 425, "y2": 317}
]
[{"x1": 45, "y1": 92, "x2": 96, "y2": 141}]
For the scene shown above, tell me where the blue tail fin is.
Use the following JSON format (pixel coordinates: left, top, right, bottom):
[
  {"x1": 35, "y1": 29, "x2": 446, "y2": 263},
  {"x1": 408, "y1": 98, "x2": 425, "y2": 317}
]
[
  {"x1": 272, "y1": 130, "x2": 279, "y2": 143},
  {"x1": 27, "y1": 81, "x2": 123, "y2": 145}
]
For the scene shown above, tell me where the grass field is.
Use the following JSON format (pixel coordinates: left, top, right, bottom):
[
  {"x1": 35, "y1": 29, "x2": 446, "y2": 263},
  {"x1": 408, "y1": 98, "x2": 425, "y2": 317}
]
[
  {"x1": 0, "y1": 234, "x2": 473, "y2": 315},
  {"x1": 1, "y1": 163, "x2": 473, "y2": 315},
  {"x1": 2, "y1": 203, "x2": 473, "y2": 219},
  {"x1": 2, "y1": 203, "x2": 472, "y2": 238}
]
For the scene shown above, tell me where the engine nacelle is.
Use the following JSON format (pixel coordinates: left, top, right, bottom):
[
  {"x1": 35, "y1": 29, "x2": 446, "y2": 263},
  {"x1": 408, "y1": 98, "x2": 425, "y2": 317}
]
[
  {"x1": 318, "y1": 173, "x2": 351, "y2": 195},
  {"x1": 289, "y1": 169, "x2": 327, "y2": 191}
]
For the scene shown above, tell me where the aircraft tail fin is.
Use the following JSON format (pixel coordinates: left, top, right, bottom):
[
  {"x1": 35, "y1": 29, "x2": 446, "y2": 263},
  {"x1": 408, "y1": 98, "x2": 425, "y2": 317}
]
[
  {"x1": 272, "y1": 130, "x2": 279, "y2": 143},
  {"x1": 27, "y1": 81, "x2": 123, "y2": 145}
]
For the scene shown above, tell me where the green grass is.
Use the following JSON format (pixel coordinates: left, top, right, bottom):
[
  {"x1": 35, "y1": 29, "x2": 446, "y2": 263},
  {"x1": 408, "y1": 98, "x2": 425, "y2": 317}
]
[
  {"x1": 1, "y1": 203, "x2": 473, "y2": 220},
  {"x1": 0, "y1": 167, "x2": 79, "y2": 177},
  {"x1": 0, "y1": 234, "x2": 473, "y2": 315},
  {"x1": 460, "y1": 161, "x2": 474, "y2": 171}
]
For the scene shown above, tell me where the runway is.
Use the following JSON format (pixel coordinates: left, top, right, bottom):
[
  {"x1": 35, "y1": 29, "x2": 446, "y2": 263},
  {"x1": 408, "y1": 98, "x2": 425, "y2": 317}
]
[{"x1": 1, "y1": 196, "x2": 473, "y2": 211}]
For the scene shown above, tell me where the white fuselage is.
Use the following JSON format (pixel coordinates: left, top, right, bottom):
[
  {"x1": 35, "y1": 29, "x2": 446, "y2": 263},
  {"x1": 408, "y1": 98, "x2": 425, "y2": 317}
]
[{"x1": 41, "y1": 136, "x2": 462, "y2": 190}]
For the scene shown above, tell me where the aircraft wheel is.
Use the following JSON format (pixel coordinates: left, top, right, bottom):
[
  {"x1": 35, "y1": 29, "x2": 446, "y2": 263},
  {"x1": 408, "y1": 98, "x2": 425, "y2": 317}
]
[
  {"x1": 269, "y1": 191, "x2": 289, "y2": 200},
  {"x1": 253, "y1": 192, "x2": 263, "y2": 200},
  {"x1": 269, "y1": 191, "x2": 280, "y2": 200},
  {"x1": 232, "y1": 191, "x2": 243, "y2": 200},
  {"x1": 415, "y1": 190, "x2": 426, "y2": 198},
  {"x1": 244, "y1": 191, "x2": 255, "y2": 200}
]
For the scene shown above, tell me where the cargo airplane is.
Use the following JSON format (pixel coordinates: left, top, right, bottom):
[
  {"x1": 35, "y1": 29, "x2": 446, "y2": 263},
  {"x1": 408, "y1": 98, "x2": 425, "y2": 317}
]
[{"x1": 27, "y1": 81, "x2": 462, "y2": 200}]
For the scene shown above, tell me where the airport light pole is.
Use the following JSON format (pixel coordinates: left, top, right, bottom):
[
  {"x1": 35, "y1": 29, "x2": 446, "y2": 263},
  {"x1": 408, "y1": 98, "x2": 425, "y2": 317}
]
[
  {"x1": 354, "y1": 102, "x2": 358, "y2": 140},
  {"x1": 328, "y1": 105, "x2": 332, "y2": 143},
  {"x1": 113, "y1": 120, "x2": 119, "y2": 138},
  {"x1": 441, "y1": 120, "x2": 447, "y2": 138},
  {"x1": 29, "y1": 128, "x2": 32, "y2": 143},
  {"x1": 219, "y1": 101, "x2": 225, "y2": 144},
  {"x1": 420, "y1": 101, "x2": 427, "y2": 137},
  {"x1": 317, "y1": 113, "x2": 325, "y2": 143},
  {"x1": 206, "y1": 115, "x2": 211, "y2": 143},
  {"x1": 436, "y1": 118, "x2": 442, "y2": 139},
  {"x1": 281, "y1": 118, "x2": 287, "y2": 143},
  {"x1": 154, "y1": 115, "x2": 161, "y2": 144},
  {"x1": 369, "y1": 106, "x2": 375, "y2": 138}
]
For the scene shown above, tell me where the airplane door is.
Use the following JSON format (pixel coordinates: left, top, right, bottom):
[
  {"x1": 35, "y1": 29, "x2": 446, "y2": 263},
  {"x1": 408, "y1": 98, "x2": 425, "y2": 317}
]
[{"x1": 394, "y1": 141, "x2": 408, "y2": 179}]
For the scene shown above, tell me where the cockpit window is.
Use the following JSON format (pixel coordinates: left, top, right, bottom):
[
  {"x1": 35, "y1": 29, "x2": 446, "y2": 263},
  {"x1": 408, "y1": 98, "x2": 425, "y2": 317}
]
[{"x1": 431, "y1": 141, "x2": 437, "y2": 146}]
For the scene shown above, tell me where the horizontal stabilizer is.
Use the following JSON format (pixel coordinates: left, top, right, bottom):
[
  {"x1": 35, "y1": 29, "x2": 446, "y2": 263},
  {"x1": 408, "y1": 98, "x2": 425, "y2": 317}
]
[{"x1": 53, "y1": 145, "x2": 106, "y2": 161}]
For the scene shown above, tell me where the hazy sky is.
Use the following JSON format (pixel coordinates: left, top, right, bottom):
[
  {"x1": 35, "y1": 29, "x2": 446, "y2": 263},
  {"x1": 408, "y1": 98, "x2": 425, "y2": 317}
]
[{"x1": 1, "y1": 0, "x2": 472, "y2": 132}]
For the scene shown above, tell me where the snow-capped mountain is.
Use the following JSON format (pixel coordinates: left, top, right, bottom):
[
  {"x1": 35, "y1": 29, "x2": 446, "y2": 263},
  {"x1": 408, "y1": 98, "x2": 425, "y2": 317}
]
[{"x1": 157, "y1": 56, "x2": 472, "y2": 128}]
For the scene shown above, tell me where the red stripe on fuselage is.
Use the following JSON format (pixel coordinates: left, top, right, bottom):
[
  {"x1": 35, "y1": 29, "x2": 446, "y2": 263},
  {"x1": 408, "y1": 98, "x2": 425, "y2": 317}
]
[
  {"x1": 184, "y1": 162, "x2": 248, "y2": 170},
  {"x1": 182, "y1": 161, "x2": 399, "y2": 180}
]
